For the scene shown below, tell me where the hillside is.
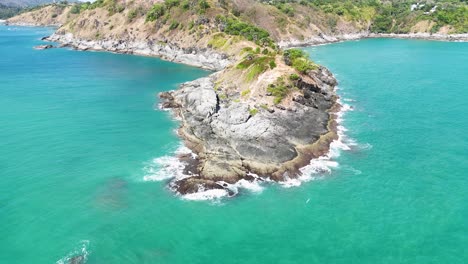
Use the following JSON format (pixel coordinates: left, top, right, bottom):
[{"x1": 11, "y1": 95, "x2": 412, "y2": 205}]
[
  {"x1": 0, "y1": 3, "x2": 21, "y2": 19},
  {"x1": 0, "y1": 0, "x2": 62, "y2": 7}
]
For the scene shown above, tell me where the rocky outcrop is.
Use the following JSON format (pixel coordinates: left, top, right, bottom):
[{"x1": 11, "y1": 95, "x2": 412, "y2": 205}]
[
  {"x1": 46, "y1": 33, "x2": 231, "y2": 71},
  {"x1": 160, "y1": 67, "x2": 339, "y2": 195}
]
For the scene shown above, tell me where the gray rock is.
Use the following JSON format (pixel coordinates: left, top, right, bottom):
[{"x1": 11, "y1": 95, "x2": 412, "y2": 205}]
[
  {"x1": 33, "y1": 44, "x2": 54, "y2": 50},
  {"x1": 160, "y1": 70, "x2": 338, "y2": 194},
  {"x1": 46, "y1": 33, "x2": 231, "y2": 71}
]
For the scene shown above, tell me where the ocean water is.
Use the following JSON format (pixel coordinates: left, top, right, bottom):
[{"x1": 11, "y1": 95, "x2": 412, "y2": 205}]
[{"x1": 1, "y1": 25, "x2": 467, "y2": 264}]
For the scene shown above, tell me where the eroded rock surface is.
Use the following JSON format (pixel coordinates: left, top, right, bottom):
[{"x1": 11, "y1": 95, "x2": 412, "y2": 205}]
[{"x1": 161, "y1": 67, "x2": 338, "y2": 194}]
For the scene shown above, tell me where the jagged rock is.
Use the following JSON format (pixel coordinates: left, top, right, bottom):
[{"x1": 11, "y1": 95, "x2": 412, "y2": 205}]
[{"x1": 33, "y1": 44, "x2": 54, "y2": 50}]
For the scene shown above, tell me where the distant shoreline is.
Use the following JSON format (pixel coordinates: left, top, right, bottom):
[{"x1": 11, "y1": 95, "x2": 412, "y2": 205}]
[{"x1": 279, "y1": 32, "x2": 468, "y2": 48}]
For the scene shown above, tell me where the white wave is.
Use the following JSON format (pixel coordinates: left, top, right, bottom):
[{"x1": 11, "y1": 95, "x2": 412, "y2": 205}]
[
  {"x1": 182, "y1": 188, "x2": 229, "y2": 201},
  {"x1": 280, "y1": 98, "x2": 356, "y2": 188},
  {"x1": 144, "y1": 145, "x2": 266, "y2": 200},
  {"x1": 179, "y1": 175, "x2": 265, "y2": 201},
  {"x1": 143, "y1": 145, "x2": 194, "y2": 182},
  {"x1": 215, "y1": 177, "x2": 265, "y2": 196},
  {"x1": 235, "y1": 179, "x2": 264, "y2": 193},
  {"x1": 56, "y1": 240, "x2": 90, "y2": 264}
]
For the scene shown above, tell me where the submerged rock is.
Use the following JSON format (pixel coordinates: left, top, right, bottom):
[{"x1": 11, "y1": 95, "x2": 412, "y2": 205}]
[{"x1": 33, "y1": 44, "x2": 54, "y2": 50}]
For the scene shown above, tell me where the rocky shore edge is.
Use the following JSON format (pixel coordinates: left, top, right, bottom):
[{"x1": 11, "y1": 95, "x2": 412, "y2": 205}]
[{"x1": 45, "y1": 33, "x2": 231, "y2": 71}]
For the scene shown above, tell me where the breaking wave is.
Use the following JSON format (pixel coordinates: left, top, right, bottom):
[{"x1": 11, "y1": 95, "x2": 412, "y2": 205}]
[
  {"x1": 143, "y1": 145, "x2": 195, "y2": 182},
  {"x1": 56, "y1": 240, "x2": 90, "y2": 264},
  {"x1": 280, "y1": 97, "x2": 356, "y2": 188}
]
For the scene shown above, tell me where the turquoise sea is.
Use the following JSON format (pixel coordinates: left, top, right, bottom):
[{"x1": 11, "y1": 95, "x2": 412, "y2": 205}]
[{"x1": 1, "y1": 25, "x2": 467, "y2": 263}]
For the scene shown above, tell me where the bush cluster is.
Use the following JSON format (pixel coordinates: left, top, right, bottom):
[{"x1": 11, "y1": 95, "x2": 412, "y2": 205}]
[
  {"x1": 146, "y1": 3, "x2": 165, "y2": 22},
  {"x1": 283, "y1": 49, "x2": 318, "y2": 73},
  {"x1": 236, "y1": 53, "x2": 276, "y2": 81},
  {"x1": 216, "y1": 15, "x2": 273, "y2": 46},
  {"x1": 267, "y1": 78, "x2": 290, "y2": 104}
]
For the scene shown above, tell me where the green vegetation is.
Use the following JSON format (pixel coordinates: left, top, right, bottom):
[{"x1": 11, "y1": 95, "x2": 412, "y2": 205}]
[
  {"x1": 249, "y1": 108, "x2": 259, "y2": 116},
  {"x1": 241, "y1": 89, "x2": 251, "y2": 97},
  {"x1": 262, "y1": 0, "x2": 467, "y2": 34},
  {"x1": 236, "y1": 53, "x2": 276, "y2": 81},
  {"x1": 432, "y1": 5, "x2": 468, "y2": 33},
  {"x1": 284, "y1": 49, "x2": 318, "y2": 73},
  {"x1": 182, "y1": 0, "x2": 190, "y2": 10},
  {"x1": 272, "y1": 2, "x2": 295, "y2": 17},
  {"x1": 216, "y1": 15, "x2": 273, "y2": 46},
  {"x1": 208, "y1": 33, "x2": 228, "y2": 49},
  {"x1": 165, "y1": 0, "x2": 180, "y2": 9},
  {"x1": 267, "y1": 77, "x2": 290, "y2": 104},
  {"x1": 70, "y1": 4, "x2": 80, "y2": 14},
  {"x1": 289, "y1": 73, "x2": 300, "y2": 81},
  {"x1": 0, "y1": 4, "x2": 22, "y2": 19},
  {"x1": 146, "y1": 3, "x2": 165, "y2": 22},
  {"x1": 269, "y1": 60, "x2": 277, "y2": 69},
  {"x1": 198, "y1": 0, "x2": 210, "y2": 13},
  {"x1": 127, "y1": 9, "x2": 138, "y2": 22},
  {"x1": 169, "y1": 20, "x2": 179, "y2": 30}
]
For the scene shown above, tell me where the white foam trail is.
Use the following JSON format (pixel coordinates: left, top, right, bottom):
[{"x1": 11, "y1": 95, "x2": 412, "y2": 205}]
[{"x1": 56, "y1": 240, "x2": 90, "y2": 264}]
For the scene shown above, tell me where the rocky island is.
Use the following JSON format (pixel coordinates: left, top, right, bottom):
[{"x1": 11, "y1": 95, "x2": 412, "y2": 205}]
[{"x1": 7, "y1": 0, "x2": 467, "y2": 197}]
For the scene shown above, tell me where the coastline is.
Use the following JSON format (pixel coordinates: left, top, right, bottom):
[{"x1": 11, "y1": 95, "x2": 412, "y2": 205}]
[
  {"x1": 278, "y1": 32, "x2": 468, "y2": 48},
  {"x1": 6, "y1": 23, "x2": 352, "y2": 197},
  {"x1": 45, "y1": 33, "x2": 231, "y2": 71},
  {"x1": 23, "y1": 26, "x2": 346, "y2": 199}
]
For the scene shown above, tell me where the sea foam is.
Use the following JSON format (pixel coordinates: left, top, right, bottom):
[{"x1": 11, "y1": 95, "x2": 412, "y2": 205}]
[
  {"x1": 280, "y1": 97, "x2": 355, "y2": 188},
  {"x1": 56, "y1": 240, "x2": 90, "y2": 264},
  {"x1": 143, "y1": 145, "x2": 194, "y2": 182}
]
